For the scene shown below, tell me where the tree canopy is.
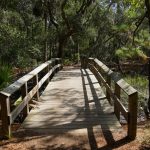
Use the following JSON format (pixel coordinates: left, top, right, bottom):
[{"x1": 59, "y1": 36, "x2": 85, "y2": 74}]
[{"x1": 0, "y1": 0, "x2": 150, "y2": 66}]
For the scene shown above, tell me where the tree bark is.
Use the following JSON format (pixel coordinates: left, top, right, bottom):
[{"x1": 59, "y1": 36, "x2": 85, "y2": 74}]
[{"x1": 44, "y1": 13, "x2": 48, "y2": 61}]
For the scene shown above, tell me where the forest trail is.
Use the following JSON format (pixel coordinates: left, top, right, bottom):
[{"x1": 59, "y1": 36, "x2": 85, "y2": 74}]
[{"x1": 1, "y1": 67, "x2": 140, "y2": 150}]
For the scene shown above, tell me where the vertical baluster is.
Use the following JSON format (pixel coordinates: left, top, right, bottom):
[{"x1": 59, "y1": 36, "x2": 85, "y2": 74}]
[
  {"x1": 22, "y1": 82, "x2": 29, "y2": 117},
  {"x1": 106, "y1": 76, "x2": 111, "y2": 104},
  {"x1": 35, "y1": 74, "x2": 40, "y2": 101},
  {"x1": 114, "y1": 83, "x2": 121, "y2": 120}
]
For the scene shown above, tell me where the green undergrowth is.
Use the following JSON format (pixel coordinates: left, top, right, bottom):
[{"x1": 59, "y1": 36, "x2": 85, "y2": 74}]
[
  {"x1": 0, "y1": 62, "x2": 12, "y2": 89},
  {"x1": 140, "y1": 124, "x2": 150, "y2": 150},
  {"x1": 124, "y1": 74, "x2": 148, "y2": 96},
  {"x1": 123, "y1": 74, "x2": 148, "y2": 110}
]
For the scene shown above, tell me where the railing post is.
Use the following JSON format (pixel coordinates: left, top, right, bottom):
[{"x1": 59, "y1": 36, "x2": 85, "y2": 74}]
[
  {"x1": 81, "y1": 56, "x2": 88, "y2": 69},
  {"x1": 106, "y1": 75, "x2": 111, "y2": 104},
  {"x1": 0, "y1": 94, "x2": 11, "y2": 138},
  {"x1": 128, "y1": 92, "x2": 138, "y2": 140},
  {"x1": 22, "y1": 82, "x2": 29, "y2": 117},
  {"x1": 60, "y1": 58, "x2": 63, "y2": 70},
  {"x1": 55, "y1": 59, "x2": 59, "y2": 73},
  {"x1": 50, "y1": 59, "x2": 55, "y2": 79},
  {"x1": 114, "y1": 83, "x2": 121, "y2": 120},
  {"x1": 53, "y1": 59, "x2": 56, "y2": 74},
  {"x1": 47, "y1": 64, "x2": 50, "y2": 84},
  {"x1": 35, "y1": 74, "x2": 40, "y2": 101}
]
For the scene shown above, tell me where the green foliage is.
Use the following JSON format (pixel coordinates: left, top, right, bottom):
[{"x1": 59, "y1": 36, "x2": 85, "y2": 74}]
[
  {"x1": 115, "y1": 47, "x2": 143, "y2": 59},
  {"x1": 0, "y1": 63, "x2": 11, "y2": 89},
  {"x1": 0, "y1": 0, "x2": 149, "y2": 66},
  {"x1": 13, "y1": 97, "x2": 23, "y2": 107},
  {"x1": 63, "y1": 58, "x2": 72, "y2": 66},
  {"x1": 112, "y1": 24, "x2": 130, "y2": 32},
  {"x1": 124, "y1": 74, "x2": 148, "y2": 93}
]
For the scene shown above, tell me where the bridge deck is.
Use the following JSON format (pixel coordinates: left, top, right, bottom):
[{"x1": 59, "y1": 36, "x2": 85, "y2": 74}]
[{"x1": 20, "y1": 68, "x2": 124, "y2": 148}]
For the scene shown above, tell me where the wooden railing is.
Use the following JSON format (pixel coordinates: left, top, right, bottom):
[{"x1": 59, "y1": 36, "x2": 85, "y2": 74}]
[
  {"x1": 0, "y1": 58, "x2": 62, "y2": 138},
  {"x1": 81, "y1": 57, "x2": 138, "y2": 140}
]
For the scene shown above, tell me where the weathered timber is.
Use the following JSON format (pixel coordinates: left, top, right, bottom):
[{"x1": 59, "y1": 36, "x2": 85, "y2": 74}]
[
  {"x1": 85, "y1": 57, "x2": 138, "y2": 140},
  {"x1": 106, "y1": 76, "x2": 111, "y2": 104},
  {"x1": 22, "y1": 68, "x2": 122, "y2": 135},
  {"x1": 0, "y1": 94, "x2": 11, "y2": 138},
  {"x1": 21, "y1": 82, "x2": 29, "y2": 118},
  {"x1": 128, "y1": 92, "x2": 138, "y2": 140},
  {"x1": 114, "y1": 84, "x2": 121, "y2": 120},
  {"x1": 0, "y1": 58, "x2": 62, "y2": 138},
  {"x1": 94, "y1": 58, "x2": 137, "y2": 96}
]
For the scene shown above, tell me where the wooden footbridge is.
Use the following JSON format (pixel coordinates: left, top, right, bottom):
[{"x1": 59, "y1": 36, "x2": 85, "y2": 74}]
[{"x1": 0, "y1": 57, "x2": 138, "y2": 143}]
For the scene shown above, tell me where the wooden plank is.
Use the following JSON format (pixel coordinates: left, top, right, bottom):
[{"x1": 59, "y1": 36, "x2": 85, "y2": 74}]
[
  {"x1": 24, "y1": 115, "x2": 119, "y2": 122},
  {"x1": 22, "y1": 122, "x2": 121, "y2": 130}
]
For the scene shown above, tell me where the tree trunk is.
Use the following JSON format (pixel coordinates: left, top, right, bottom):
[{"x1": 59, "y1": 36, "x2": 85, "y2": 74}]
[
  {"x1": 148, "y1": 60, "x2": 150, "y2": 114},
  {"x1": 44, "y1": 13, "x2": 48, "y2": 61},
  {"x1": 57, "y1": 38, "x2": 64, "y2": 58},
  {"x1": 116, "y1": 57, "x2": 124, "y2": 74}
]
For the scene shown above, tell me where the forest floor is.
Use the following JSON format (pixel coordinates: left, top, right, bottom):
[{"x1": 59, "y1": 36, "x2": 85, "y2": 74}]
[{"x1": 0, "y1": 123, "x2": 149, "y2": 150}]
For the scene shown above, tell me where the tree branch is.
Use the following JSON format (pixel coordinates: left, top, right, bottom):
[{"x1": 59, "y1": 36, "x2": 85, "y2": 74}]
[
  {"x1": 61, "y1": 0, "x2": 71, "y2": 30},
  {"x1": 132, "y1": 12, "x2": 147, "y2": 44},
  {"x1": 145, "y1": 0, "x2": 150, "y2": 31},
  {"x1": 47, "y1": 0, "x2": 59, "y2": 29}
]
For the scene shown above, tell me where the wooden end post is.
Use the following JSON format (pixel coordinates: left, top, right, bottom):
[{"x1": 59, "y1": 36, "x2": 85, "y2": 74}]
[
  {"x1": 22, "y1": 82, "x2": 29, "y2": 117},
  {"x1": 114, "y1": 83, "x2": 121, "y2": 120},
  {"x1": 128, "y1": 92, "x2": 138, "y2": 140},
  {"x1": 0, "y1": 94, "x2": 11, "y2": 138}
]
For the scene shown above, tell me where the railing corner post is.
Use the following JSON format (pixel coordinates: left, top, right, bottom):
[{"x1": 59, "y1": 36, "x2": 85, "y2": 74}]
[
  {"x1": 128, "y1": 92, "x2": 138, "y2": 140},
  {"x1": 0, "y1": 94, "x2": 11, "y2": 138}
]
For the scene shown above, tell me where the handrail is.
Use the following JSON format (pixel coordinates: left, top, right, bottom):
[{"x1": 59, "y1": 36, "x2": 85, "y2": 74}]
[
  {"x1": 81, "y1": 57, "x2": 138, "y2": 140},
  {"x1": 0, "y1": 58, "x2": 62, "y2": 138}
]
